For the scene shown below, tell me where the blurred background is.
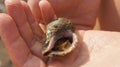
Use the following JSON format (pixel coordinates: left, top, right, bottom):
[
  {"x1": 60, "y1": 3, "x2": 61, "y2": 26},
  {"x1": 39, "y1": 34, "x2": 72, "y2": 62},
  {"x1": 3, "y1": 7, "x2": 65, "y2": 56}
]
[{"x1": 0, "y1": 0, "x2": 100, "y2": 67}]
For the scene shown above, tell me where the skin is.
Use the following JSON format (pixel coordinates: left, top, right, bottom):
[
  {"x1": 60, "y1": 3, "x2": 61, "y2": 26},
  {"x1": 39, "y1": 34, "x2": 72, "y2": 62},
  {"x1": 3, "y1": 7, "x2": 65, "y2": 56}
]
[
  {"x1": 0, "y1": 0, "x2": 120, "y2": 67},
  {"x1": 99, "y1": 0, "x2": 120, "y2": 31}
]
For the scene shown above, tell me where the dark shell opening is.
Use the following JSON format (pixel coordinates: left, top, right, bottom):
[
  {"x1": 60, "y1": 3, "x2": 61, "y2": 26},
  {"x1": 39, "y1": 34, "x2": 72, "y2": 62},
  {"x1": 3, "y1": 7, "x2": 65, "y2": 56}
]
[
  {"x1": 52, "y1": 37, "x2": 73, "y2": 51},
  {"x1": 43, "y1": 30, "x2": 73, "y2": 56}
]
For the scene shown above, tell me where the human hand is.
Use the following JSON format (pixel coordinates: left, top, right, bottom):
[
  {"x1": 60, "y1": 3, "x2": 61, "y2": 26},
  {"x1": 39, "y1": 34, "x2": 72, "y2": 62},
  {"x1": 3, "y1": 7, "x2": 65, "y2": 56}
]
[
  {"x1": 0, "y1": 0, "x2": 101, "y2": 66},
  {"x1": 28, "y1": 0, "x2": 102, "y2": 67},
  {"x1": 0, "y1": 0, "x2": 46, "y2": 67},
  {"x1": 1, "y1": 0, "x2": 120, "y2": 67},
  {"x1": 0, "y1": 0, "x2": 85, "y2": 66}
]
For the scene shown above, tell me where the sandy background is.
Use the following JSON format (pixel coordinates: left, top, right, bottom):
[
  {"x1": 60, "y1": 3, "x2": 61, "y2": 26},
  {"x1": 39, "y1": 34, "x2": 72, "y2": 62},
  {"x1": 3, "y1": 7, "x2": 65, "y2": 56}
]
[{"x1": 0, "y1": 0, "x2": 100, "y2": 67}]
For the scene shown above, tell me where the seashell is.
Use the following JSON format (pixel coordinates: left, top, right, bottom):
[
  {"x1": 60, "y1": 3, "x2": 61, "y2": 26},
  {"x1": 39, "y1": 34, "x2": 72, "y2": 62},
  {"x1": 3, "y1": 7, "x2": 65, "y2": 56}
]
[{"x1": 42, "y1": 18, "x2": 78, "y2": 57}]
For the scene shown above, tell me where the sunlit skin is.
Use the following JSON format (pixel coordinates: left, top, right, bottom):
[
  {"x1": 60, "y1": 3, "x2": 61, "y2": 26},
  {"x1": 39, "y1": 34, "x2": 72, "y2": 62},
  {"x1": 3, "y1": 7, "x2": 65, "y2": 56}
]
[{"x1": 0, "y1": 0, "x2": 120, "y2": 67}]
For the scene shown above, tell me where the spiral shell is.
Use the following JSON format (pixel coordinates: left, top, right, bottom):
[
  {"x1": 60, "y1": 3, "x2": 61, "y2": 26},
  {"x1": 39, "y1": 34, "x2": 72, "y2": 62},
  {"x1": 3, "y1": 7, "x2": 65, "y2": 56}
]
[{"x1": 42, "y1": 18, "x2": 78, "y2": 57}]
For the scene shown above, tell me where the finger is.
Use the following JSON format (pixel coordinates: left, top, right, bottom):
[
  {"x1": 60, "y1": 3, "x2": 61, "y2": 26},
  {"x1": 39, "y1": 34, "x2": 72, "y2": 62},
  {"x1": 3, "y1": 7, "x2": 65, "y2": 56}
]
[
  {"x1": 39, "y1": 0, "x2": 57, "y2": 24},
  {"x1": 27, "y1": 0, "x2": 42, "y2": 22},
  {"x1": 21, "y1": 1, "x2": 47, "y2": 58},
  {"x1": 0, "y1": 13, "x2": 31, "y2": 67},
  {"x1": 23, "y1": 56, "x2": 46, "y2": 67},
  {"x1": 5, "y1": 0, "x2": 33, "y2": 46},
  {"x1": 21, "y1": 1, "x2": 45, "y2": 42},
  {"x1": 27, "y1": 0, "x2": 46, "y2": 33}
]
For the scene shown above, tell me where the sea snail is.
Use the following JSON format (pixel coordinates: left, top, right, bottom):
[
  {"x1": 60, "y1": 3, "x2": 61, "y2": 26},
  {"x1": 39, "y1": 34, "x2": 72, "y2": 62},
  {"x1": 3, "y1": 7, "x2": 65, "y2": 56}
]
[{"x1": 42, "y1": 18, "x2": 78, "y2": 57}]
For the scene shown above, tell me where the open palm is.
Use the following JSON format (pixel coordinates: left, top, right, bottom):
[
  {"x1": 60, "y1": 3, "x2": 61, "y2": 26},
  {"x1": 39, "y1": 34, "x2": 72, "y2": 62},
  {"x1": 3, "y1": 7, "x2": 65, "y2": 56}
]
[{"x1": 0, "y1": 0, "x2": 100, "y2": 67}]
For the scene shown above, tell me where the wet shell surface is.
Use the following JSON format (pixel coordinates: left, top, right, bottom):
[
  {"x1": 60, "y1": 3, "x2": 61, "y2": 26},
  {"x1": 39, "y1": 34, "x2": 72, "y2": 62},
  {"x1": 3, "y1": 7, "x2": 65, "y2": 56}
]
[{"x1": 42, "y1": 18, "x2": 78, "y2": 57}]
